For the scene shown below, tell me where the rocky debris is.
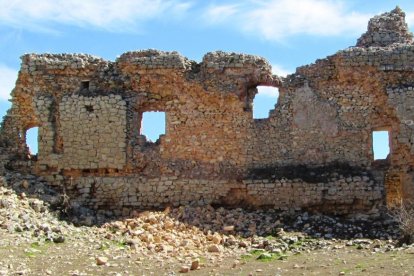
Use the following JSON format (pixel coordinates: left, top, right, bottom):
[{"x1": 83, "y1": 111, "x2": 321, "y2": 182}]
[
  {"x1": 168, "y1": 205, "x2": 399, "y2": 240},
  {"x1": 96, "y1": 202, "x2": 405, "y2": 272},
  {"x1": 0, "y1": 174, "x2": 70, "y2": 243},
  {"x1": 0, "y1": 170, "x2": 412, "y2": 274}
]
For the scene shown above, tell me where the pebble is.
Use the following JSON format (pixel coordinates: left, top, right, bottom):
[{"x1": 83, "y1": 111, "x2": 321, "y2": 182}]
[
  {"x1": 207, "y1": 244, "x2": 221, "y2": 253},
  {"x1": 179, "y1": 266, "x2": 189, "y2": 273},
  {"x1": 190, "y1": 258, "x2": 200, "y2": 270},
  {"x1": 53, "y1": 236, "x2": 65, "y2": 243},
  {"x1": 96, "y1": 256, "x2": 108, "y2": 266}
]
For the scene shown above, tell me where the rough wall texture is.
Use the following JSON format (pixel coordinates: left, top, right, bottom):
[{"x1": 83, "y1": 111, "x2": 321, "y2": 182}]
[{"x1": 1, "y1": 7, "x2": 413, "y2": 214}]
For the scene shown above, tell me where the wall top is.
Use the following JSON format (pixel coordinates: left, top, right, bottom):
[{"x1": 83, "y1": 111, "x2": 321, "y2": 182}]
[{"x1": 356, "y1": 6, "x2": 413, "y2": 48}]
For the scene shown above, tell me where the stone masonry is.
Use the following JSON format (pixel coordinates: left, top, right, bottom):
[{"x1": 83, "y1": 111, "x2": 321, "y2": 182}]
[{"x1": 1, "y1": 7, "x2": 413, "y2": 215}]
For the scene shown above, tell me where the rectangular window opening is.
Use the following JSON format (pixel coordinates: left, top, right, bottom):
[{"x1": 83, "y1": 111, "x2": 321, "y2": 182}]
[
  {"x1": 81, "y1": 80, "x2": 90, "y2": 90},
  {"x1": 253, "y1": 86, "x2": 279, "y2": 119},
  {"x1": 372, "y1": 130, "x2": 390, "y2": 160},
  {"x1": 26, "y1": 126, "x2": 39, "y2": 156},
  {"x1": 141, "y1": 111, "x2": 166, "y2": 143}
]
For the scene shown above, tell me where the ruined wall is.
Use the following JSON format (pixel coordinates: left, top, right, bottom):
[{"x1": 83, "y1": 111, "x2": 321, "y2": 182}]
[
  {"x1": 1, "y1": 7, "x2": 414, "y2": 214},
  {"x1": 69, "y1": 172, "x2": 382, "y2": 216}
]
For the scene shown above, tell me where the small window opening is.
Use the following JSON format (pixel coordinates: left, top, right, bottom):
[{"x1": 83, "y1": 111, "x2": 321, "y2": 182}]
[
  {"x1": 372, "y1": 130, "x2": 390, "y2": 160},
  {"x1": 81, "y1": 80, "x2": 90, "y2": 90},
  {"x1": 253, "y1": 86, "x2": 279, "y2": 119},
  {"x1": 141, "y1": 111, "x2": 166, "y2": 142},
  {"x1": 85, "y1": 105, "x2": 94, "y2": 112},
  {"x1": 26, "y1": 127, "x2": 39, "y2": 155}
]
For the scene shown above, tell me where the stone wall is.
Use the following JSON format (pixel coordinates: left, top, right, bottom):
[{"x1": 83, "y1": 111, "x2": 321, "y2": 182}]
[
  {"x1": 69, "y1": 172, "x2": 383, "y2": 216},
  {"x1": 1, "y1": 7, "x2": 414, "y2": 214}
]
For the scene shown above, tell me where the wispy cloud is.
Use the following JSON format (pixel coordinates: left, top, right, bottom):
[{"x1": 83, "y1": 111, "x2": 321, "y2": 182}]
[
  {"x1": 0, "y1": 0, "x2": 192, "y2": 32},
  {"x1": 204, "y1": 0, "x2": 371, "y2": 41},
  {"x1": 0, "y1": 65, "x2": 18, "y2": 101},
  {"x1": 271, "y1": 64, "x2": 292, "y2": 77},
  {"x1": 203, "y1": 4, "x2": 240, "y2": 24}
]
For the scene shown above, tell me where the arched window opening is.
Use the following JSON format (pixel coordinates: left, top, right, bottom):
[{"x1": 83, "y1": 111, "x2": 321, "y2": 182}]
[
  {"x1": 372, "y1": 130, "x2": 390, "y2": 160},
  {"x1": 253, "y1": 86, "x2": 279, "y2": 119},
  {"x1": 26, "y1": 127, "x2": 39, "y2": 155},
  {"x1": 141, "y1": 111, "x2": 166, "y2": 142}
]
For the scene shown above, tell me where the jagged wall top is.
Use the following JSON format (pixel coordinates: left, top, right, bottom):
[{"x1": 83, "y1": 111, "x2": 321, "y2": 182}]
[
  {"x1": 357, "y1": 7, "x2": 413, "y2": 47},
  {"x1": 117, "y1": 49, "x2": 192, "y2": 69},
  {"x1": 20, "y1": 50, "x2": 275, "y2": 77}
]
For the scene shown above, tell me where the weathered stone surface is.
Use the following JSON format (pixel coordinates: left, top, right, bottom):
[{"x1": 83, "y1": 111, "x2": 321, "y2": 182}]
[
  {"x1": 1, "y1": 8, "x2": 414, "y2": 213},
  {"x1": 357, "y1": 7, "x2": 413, "y2": 47}
]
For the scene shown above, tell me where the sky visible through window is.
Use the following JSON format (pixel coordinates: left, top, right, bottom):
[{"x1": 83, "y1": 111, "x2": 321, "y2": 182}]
[
  {"x1": 26, "y1": 127, "x2": 38, "y2": 155},
  {"x1": 253, "y1": 87, "x2": 279, "y2": 119},
  {"x1": 141, "y1": 111, "x2": 166, "y2": 142},
  {"x1": 372, "y1": 131, "x2": 390, "y2": 160}
]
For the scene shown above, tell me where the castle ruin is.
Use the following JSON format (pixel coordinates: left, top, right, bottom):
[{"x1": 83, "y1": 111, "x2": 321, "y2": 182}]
[{"x1": 1, "y1": 8, "x2": 414, "y2": 215}]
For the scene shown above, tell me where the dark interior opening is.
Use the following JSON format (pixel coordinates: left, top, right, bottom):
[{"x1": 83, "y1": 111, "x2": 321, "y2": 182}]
[{"x1": 81, "y1": 81, "x2": 90, "y2": 90}]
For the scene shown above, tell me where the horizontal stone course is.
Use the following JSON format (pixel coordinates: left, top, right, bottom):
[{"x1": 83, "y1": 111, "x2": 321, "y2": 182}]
[{"x1": 68, "y1": 173, "x2": 383, "y2": 215}]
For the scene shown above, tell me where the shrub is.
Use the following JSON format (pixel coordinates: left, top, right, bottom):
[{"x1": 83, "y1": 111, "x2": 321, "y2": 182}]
[{"x1": 390, "y1": 201, "x2": 414, "y2": 245}]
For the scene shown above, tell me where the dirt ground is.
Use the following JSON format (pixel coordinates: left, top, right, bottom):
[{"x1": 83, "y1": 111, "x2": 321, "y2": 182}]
[{"x1": 1, "y1": 230, "x2": 414, "y2": 276}]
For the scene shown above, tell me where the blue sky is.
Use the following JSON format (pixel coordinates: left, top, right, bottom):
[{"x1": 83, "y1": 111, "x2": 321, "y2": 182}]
[{"x1": 1, "y1": 0, "x2": 407, "y2": 157}]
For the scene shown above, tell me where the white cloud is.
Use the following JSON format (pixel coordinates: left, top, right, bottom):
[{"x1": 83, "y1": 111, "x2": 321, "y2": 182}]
[
  {"x1": 0, "y1": 65, "x2": 18, "y2": 101},
  {"x1": 204, "y1": 0, "x2": 371, "y2": 41},
  {"x1": 257, "y1": 86, "x2": 279, "y2": 98},
  {"x1": 203, "y1": 4, "x2": 240, "y2": 24},
  {"x1": 0, "y1": 0, "x2": 192, "y2": 32},
  {"x1": 271, "y1": 64, "x2": 292, "y2": 77}
]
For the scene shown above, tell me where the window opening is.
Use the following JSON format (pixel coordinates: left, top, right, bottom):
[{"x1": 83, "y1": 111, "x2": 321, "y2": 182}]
[
  {"x1": 253, "y1": 86, "x2": 279, "y2": 119},
  {"x1": 372, "y1": 130, "x2": 390, "y2": 160},
  {"x1": 26, "y1": 127, "x2": 39, "y2": 155},
  {"x1": 81, "y1": 80, "x2": 90, "y2": 90},
  {"x1": 85, "y1": 105, "x2": 94, "y2": 112},
  {"x1": 141, "y1": 111, "x2": 166, "y2": 142}
]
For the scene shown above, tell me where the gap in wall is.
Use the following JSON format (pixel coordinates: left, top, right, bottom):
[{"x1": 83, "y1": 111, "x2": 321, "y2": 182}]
[
  {"x1": 26, "y1": 127, "x2": 39, "y2": 155},
  {"x1": 141, "y1": 111, "x2": 166, "y2": 142},
  {"x1": 253, "y1": 86, "x2": 279, "y2": 119},
  {"x1": 372, "y1": 130, "x2": 390, "y2": 160}
]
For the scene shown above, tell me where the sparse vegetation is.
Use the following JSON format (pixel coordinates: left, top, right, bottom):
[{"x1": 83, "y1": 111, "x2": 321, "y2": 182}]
[
  {"x1": 242, "y1": 249, "x2": 288, "y2": 262},
  {"x1": 390, "y1": 201, "x2": 414, "y2": 245}
]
